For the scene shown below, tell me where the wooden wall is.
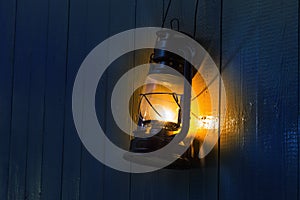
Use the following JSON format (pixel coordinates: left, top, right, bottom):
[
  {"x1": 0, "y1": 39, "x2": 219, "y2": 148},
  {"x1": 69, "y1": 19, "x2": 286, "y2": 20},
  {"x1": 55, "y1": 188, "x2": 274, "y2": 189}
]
[{"x1": 0, "y1": 0, "x2": 298, "y2": 199}]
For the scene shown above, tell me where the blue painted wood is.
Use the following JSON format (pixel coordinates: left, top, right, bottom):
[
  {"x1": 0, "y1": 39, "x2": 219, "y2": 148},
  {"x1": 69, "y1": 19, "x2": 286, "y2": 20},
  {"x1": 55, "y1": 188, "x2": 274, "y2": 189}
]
[
  {"x1": 157, "y1": 169, "x2": 190, "y2": 200},
  {"x1": 0, "y1": 0, "x2": 298, "y2": 199},
  {"x1": 131, "y1": 173, "x2": 159, "y2": 200},
  {"x1": 7, "y1": 0, "x2": 49, "y2": 198},
  {"x1": 59, "y1": 0, "x2": 87, "y2": 199},
  {"x1": 255, "y1": 1, "x2": 298, "y2": 198},
  {"x1": 220, "y1": 0, "x2": 299, "y2": 200},
  {"x1": 219, "y1": 0, "x2": 251, "y2": 198},
  {"x1": 78, "y1": 0, "x2": 109, "y2": 199},
  {"x1": 102, "y1": 1, "x2": 136, "y2": 200},
  {"x1": 219, "y1": 0, "x2": 253, "y2": 199},
  {"x1": 40, "y1": 0, "x2": 69, "y2": 199},
  {"x1": 0, "y1": 0, "x2": 16, "y2": 199},
  {"x1": 23, "y1": 0, "x2": 50, "y2": 198}
]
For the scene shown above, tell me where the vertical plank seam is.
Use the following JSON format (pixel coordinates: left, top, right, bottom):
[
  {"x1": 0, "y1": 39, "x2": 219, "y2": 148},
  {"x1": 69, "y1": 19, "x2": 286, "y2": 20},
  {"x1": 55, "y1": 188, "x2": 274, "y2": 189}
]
[
  {"x1": 102, "y1": 0, "x2": 112, "y2": 199},
  {"x1": 29, "y1": 0, "x2": 51, "y2": 198},
  {"x1": 6, "y1": 0, "x2": 47, "y2": 198},
  {"x1": 255, "y1": 0, "x2": 260, "y2": 197},
  {"x1": 128, "y1": 0, "x2": 138, "y2": 199},
  {"x1": 78, "y1": 143, "x2": 83, "y2": 200},
  {"x1": 297, "y1": 0, "x2": 300, "y2": 199},
  {"x1": 6, "y1": 0, "x2": 18, "y2": 198},
  {"x1": 59, "y1": 0, "x2": 71, "y2": 198},
  {"x1": 78, "y1": 1, "x2": 92, "y2": 198},
  {"x1": 23, "y1": 42, "x2": 34, "y2": 200},
  {"x1": 217, "y1": 0, "x2": 224, "y2": 199}
]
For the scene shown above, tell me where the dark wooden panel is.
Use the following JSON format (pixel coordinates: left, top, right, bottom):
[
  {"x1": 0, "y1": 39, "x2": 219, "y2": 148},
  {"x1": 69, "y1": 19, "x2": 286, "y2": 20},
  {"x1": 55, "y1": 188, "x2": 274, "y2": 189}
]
[
  {"x1": 24, "y1": 16, "x2": 48, "y2": 200},
  {"x1": 40, "y1": 0, "x2": 69, "y2": 199},
  {"x1": 78, "y1": 0, "x2": 110, "y2": 199},
  {"x1": 59, "y1": 0, "x2": 87, "y2": 198},
  {"x1": 0, "y1": 0, "x2": 16, "y2": 199},
  {"x1": 135, "y1": 0, "x2": 163, "y2": 27},
  {"x1": 7, "y1": 0, "x2": 49, "y2": 198},
  {"x1": 219, "y1": 0, "x2": 254, "y2": 199},
  {"x1": 0, "y1": 0, "x2": 298, "y2": 199},
  {"x1": 255, "y1": 0, "x2": 298, "y2": 198},
  {"x1": 219, "y1": 0, "x2": 256, "y2": 199},
  {"x1": 220, "y1": 0, "x2": 299, "y2": 200},
  {"x1": 102, "y1": 0, "x2": 136, "y2": 199}
]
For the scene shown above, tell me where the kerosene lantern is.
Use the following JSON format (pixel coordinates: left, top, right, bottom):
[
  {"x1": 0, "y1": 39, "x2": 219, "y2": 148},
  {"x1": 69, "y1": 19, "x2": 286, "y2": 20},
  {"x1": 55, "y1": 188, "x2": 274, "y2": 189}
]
[{"x1": 128, "y1": 30, "x2": 201, "y2": 168}]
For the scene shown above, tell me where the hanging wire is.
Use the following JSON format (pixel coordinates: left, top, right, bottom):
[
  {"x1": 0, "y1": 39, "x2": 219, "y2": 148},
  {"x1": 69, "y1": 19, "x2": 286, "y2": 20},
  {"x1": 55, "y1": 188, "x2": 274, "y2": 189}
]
[
  {"x1": 193, "y1": 0, "x2": 200, "y2": 38},
  {"x1": 161, "y1": 0, "x2": 172, "y2": 28}
]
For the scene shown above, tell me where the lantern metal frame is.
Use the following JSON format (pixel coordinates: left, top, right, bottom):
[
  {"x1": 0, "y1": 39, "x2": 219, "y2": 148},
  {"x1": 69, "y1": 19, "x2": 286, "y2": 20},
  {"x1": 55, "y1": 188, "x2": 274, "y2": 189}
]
[{"x1": 128, "y1": 30, "x2": 200, "y2": 168}]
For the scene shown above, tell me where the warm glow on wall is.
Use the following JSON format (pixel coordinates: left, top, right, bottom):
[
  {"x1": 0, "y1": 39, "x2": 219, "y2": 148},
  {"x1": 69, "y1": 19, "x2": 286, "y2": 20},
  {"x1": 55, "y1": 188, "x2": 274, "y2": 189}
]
[{"x1": 188, "y1": 71, "x2": 217, "y2": 140}]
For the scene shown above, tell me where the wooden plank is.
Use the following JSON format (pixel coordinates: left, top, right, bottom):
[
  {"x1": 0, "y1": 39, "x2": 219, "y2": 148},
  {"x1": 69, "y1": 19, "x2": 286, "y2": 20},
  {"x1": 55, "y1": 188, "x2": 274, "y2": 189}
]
[
  {"x1": 59, "y1": 0, "x2": 87, "y2": 199},
  {"x1": 78, "y1": 0, "x2": 110, "y2": 199},
  {"x1": 219, "y1": 1, "x2": 254, "y2": 198},
  {"x1": 0, "y1": 0, "x2": 297, "y2": 199},
  {"x1": 220, "y1": 0, "x2": 299, "y2": 199},
  {"x1": 24, "y1": 49, "x2": 46, "y2": 200},
  {"x1": 24, "y1": 14, "x2": 48, "y2": 200},
  {"x1": 271, "y1": 1, "x2": 299, "y2": 198},
  {"x1": 6, "y1": 0, "x2": 49, "y2": 198},
  {"x1": 40, "y1": 0, "x2": 69, "y2": 199},
  {"x1": 0, "y1": 0, "x2": 17, "y2": 199},
  {"x1": 158, "y1": 169, "x2": 190, "y2": 200},
  {"x1": 102, "y1": 1, "x2": 136, "y2": 199},
  {"x1": 219, "y1": 0, "x2": 254, "y2": 199},
  {"x1": 255, "y1": 0, "x2": 298, "y2": 198}
]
